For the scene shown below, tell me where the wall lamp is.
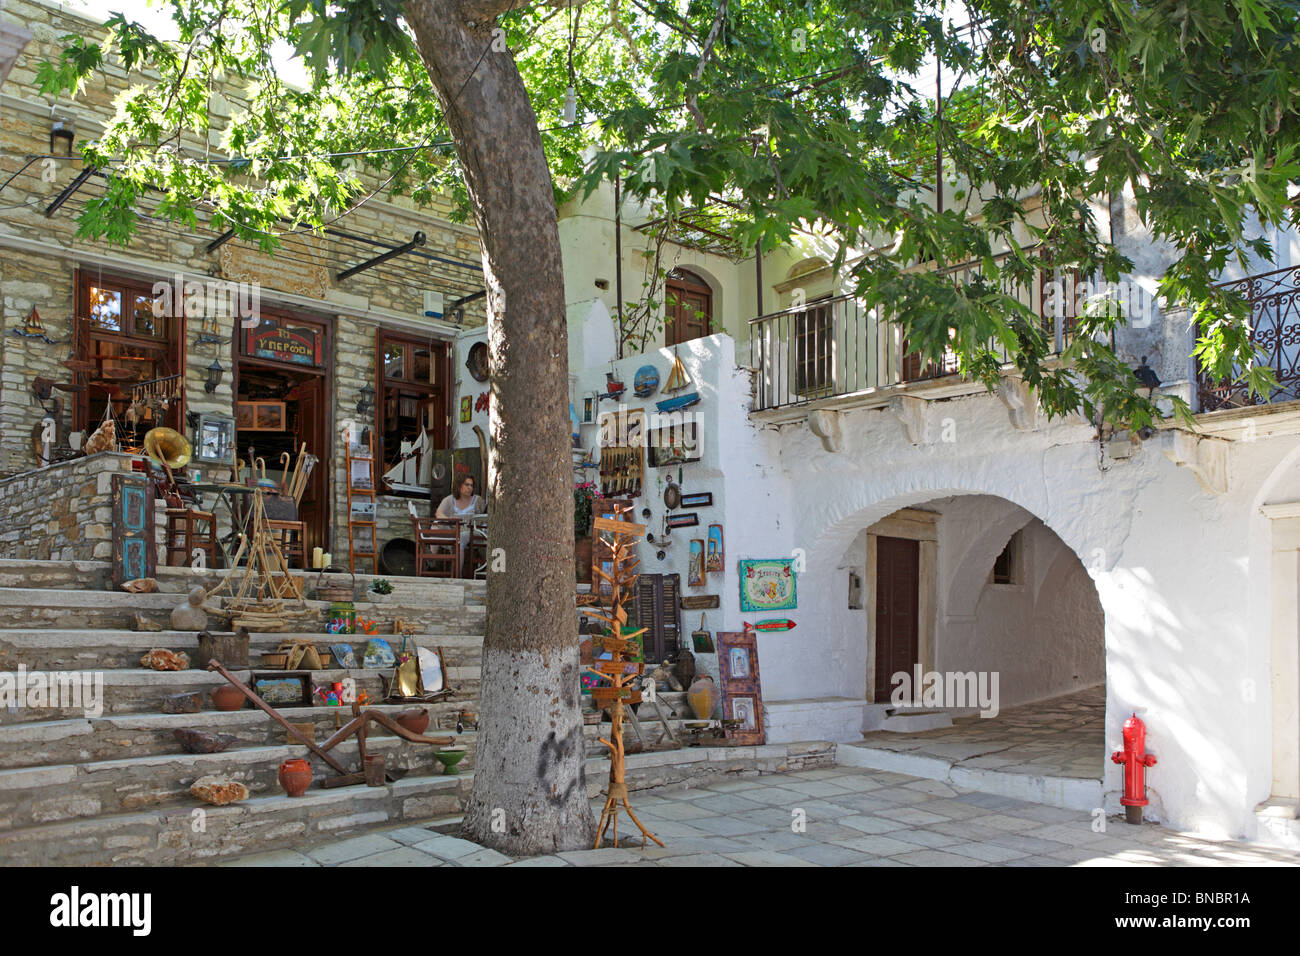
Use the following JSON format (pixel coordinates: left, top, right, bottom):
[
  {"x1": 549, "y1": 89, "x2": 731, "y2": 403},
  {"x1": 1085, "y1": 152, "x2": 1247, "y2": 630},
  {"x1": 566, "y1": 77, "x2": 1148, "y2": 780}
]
[{"x1": 204, "y1": 358, "x2": 225, "y2": 394}]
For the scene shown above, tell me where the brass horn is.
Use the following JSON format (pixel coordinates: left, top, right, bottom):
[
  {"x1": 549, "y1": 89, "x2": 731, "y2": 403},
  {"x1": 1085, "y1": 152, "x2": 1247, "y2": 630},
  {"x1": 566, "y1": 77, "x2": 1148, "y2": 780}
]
[{"x1": 143, "y1": 427, "x2": 192, "y2": 470}]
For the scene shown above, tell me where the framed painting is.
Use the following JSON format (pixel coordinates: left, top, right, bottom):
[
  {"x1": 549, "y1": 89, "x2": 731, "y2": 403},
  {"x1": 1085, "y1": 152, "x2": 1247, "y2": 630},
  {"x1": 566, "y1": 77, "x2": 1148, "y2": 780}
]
[
  {"x1": 460, "y1": 396, "x2": 473, "y2": 423},
  {"x1": 665, "y1": 512, "x2": 699, "y2": 529},
  {"x1": 680, "y1": 492, "x2": 712, "y2": 508},
  {"x1": 716, "y1": 630, "x2": 765, "y2": 745},
  {"x1": 738, "y1": 558, "x2": 797, "y2": 612}
]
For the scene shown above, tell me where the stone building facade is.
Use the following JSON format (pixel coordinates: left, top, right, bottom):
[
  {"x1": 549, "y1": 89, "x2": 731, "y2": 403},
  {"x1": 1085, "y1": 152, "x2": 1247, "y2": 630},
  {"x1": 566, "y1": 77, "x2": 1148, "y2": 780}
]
[{"x1": 0, "y1": 0, "x2": 486, "y2": 567}]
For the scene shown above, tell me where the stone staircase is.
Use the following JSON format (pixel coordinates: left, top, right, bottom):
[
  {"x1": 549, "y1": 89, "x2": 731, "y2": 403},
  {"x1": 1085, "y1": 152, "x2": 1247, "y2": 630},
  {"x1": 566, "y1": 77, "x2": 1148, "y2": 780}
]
[
  {"x1": 0, "y1": 559, "x2": 487, "y2": 864},
  {"x1": 0, "y1": 559, "x2": 724, "y2": 865}
]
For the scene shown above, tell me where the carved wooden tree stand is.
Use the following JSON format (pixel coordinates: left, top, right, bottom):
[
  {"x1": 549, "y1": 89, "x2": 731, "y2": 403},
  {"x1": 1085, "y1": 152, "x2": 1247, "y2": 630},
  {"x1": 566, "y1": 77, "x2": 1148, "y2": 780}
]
[{"x1": 584, "y1": 507, "x2": 663, "y2": 849}]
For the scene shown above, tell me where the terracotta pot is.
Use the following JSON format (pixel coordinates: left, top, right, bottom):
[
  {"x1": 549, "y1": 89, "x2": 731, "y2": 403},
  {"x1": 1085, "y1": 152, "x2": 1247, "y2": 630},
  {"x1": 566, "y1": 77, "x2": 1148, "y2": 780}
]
[
  {"x1": 575, "y1": 536, "x2": 593, "y2": 584},
  {"x1": 687, "y1": 675, "x2": 719, "y2": 720},
  {"x1": 396, "y1": 707, "x2": 430, "y2": 736},
  {"x1": 278, "y1": 758, "x2": 312, "y2": 797},
  {"x1": 210, "y1": 685, "x2": 244, "y2": 712}
]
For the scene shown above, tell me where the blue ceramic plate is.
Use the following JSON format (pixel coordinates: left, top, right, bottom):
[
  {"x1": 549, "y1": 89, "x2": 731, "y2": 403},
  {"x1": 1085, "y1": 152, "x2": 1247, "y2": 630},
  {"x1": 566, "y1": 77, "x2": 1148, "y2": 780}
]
[{"x1": 633, "y1": 364, "x2": 660, "y2": 397}]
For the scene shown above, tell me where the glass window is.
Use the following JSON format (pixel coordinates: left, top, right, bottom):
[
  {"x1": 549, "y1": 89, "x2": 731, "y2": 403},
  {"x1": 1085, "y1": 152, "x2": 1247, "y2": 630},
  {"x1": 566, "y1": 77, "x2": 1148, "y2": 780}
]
[
  {"x1": 384, "y1": 343, "x2": 406, "y2": 379},
  {"x1": 89, "y1": 287, "x2": 122, "y2": 332},
  {"x1": 133, "y1": 294, "x2": 164, "y2": 338},
  {"x1": 413, "y1": 346, "x2": 432, "y2": 384}
]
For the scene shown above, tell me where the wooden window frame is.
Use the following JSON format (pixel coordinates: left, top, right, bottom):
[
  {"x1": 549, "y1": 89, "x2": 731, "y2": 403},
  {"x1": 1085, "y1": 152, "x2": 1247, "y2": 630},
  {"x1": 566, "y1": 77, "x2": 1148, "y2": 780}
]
[
  {"x1": 794, "y1": 296, "x2": 834, "y2": 396},
  {"x1": 74, "y1": 269, "x2": 186, "y2": 435},
  {"x1": 376, "y1": 329, "x2": 451, "y2": 497}
]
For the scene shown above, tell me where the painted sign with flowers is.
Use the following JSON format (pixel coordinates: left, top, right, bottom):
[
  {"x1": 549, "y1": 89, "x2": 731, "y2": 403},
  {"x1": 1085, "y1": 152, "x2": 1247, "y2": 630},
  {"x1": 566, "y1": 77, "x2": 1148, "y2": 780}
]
[{"x1": 738, "y1": 559, "x2": 797, "y2": 612}]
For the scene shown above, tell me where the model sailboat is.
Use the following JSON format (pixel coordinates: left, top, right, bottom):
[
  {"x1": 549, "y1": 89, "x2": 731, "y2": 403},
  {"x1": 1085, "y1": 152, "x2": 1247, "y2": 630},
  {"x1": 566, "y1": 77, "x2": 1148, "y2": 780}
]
[
  {"x1": 656, "y1": 349, "x2": 700, "y2": 413},
  {"x1": 383, "y1": 429, "x2": 432, "y2": 494}
]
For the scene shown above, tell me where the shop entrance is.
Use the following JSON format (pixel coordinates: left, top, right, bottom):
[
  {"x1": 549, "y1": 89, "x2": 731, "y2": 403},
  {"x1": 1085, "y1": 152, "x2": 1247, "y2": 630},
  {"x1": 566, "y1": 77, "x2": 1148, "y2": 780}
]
[{"x1": 234, "y1": 312, "x2": 331, "y2": 556}]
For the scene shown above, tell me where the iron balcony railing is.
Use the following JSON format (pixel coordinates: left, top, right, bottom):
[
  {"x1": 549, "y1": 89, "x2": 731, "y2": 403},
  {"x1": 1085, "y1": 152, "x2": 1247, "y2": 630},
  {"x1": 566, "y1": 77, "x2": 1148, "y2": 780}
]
[
  {"x1": 1199, "y1": 264, "x2": 1300, "y2": 412},
  {"x1": 748, "y1": 250, "x2": 1077, "y2": 412}
]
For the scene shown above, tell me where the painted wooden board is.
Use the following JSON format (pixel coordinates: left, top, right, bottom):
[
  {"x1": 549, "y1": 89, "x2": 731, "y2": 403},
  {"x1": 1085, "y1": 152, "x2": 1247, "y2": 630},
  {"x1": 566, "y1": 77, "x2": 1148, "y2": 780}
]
[
  {"x1": 590, "y1": 687, "x2": 642, "y2": 707},
  {"x1": 111, "y1": 473, "x2": 155, "y2": 588},
  {"x1": 680, "y1": 594, "x2": 720, "y2": 610},
  {"x1": 589, "y1": 660, "x2": 645, "y2": 677},
  {"x1": 592, "y1": 515, "x2": 647, "y2": 536}
]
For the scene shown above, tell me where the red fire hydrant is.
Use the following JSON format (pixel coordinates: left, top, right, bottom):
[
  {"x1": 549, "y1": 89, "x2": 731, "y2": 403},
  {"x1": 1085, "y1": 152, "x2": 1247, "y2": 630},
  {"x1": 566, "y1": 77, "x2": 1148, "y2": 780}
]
[{"x1": 1111, "y1": 713, "x2": 1157, "y2": 824}]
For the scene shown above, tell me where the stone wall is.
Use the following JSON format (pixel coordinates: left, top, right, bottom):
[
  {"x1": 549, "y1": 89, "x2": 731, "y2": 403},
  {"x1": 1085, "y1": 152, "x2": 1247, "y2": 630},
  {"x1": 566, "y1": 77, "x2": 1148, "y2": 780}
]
[{"x1": 0, "y1": 452, "x2": 149, "y2": 561}]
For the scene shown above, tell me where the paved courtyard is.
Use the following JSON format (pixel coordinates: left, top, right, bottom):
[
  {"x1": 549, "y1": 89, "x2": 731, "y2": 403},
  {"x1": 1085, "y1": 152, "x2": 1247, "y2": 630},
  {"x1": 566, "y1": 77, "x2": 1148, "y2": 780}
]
[
  {"x1": 857, "y1": 686, "x2": 1105, "y2": 781},
  {"x1": 218, "y1": 765, "x2": 1300, "y2": 867}
]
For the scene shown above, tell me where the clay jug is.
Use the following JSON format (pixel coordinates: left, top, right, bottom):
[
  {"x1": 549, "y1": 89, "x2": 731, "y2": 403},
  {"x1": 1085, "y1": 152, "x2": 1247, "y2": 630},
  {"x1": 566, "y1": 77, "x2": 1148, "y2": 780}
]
[
  {"x1": 210, "y1": 685, "x2": 244, "y2": 712},
  {"x1": 396, "y1": 707, "x2": 430, "y2": 736},
  {"x1": 278, "y1": 758, "x2": 312, "y2": 797},
  {"x1": 687, "y1": 675, "x2": 719, "y2": 720}
]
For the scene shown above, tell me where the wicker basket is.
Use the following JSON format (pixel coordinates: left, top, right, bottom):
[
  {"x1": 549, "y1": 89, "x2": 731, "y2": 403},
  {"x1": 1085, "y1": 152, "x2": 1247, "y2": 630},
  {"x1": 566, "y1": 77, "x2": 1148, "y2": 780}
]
[{"x1": 314, "y1": 568, "x2": 355, "y2": 602}]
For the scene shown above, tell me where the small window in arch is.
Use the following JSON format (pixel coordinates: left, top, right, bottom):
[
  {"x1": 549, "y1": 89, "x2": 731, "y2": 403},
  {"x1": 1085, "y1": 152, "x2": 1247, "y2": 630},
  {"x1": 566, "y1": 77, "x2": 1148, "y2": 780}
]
[{"x1": 991, "y1": 530, "x2": 1023, "y2": 585}]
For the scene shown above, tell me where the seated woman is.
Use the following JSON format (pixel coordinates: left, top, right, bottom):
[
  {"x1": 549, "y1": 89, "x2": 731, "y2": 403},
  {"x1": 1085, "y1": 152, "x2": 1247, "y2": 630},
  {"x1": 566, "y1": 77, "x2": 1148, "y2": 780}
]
[{"x1": 435, "y1": 475, "x2": 486, "y2": 575}]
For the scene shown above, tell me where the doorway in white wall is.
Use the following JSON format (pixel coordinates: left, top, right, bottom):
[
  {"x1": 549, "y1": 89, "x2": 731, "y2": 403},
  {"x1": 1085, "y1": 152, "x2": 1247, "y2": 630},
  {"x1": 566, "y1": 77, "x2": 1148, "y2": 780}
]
[{"x1": 847, "y1": 494, "x2": 1106, "y2": 811}]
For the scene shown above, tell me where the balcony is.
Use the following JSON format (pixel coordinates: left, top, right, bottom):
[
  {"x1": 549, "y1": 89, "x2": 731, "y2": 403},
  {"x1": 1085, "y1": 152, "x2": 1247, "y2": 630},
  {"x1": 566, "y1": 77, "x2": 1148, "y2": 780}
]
[
  {"x1": 1199, "y1": 265, "x2": 1300, "y2": 412},
  {"x1": 748, "y1": 250, "x2": 1075, "y2": 414}
]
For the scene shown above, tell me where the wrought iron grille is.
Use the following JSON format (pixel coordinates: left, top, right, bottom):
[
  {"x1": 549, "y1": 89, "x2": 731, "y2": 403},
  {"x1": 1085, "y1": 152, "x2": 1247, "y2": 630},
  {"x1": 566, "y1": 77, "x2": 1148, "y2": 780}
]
[{"x1": 1198, "y1": 265, "x2": 1300, "y2": 412}]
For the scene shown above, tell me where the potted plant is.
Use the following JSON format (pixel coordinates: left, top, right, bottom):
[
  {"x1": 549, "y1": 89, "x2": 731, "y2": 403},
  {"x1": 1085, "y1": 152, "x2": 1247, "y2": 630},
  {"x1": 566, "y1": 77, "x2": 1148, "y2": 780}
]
[
  {"x1": 574, "y1": 481, "x2": 602, "y2": 584},
  {"x1": 368, "y1": 578, "x2": 395, "y2": 603}
]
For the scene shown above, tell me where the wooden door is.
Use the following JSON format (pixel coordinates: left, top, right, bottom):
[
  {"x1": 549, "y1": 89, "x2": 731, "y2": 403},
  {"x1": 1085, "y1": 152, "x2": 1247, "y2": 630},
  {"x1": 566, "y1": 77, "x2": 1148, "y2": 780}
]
[
  {"x1": 874, "y1": 536, "x2": 920, "y2": 701},
  {"x1": 294, "y1": 378, "x2": 328, "y2": 555}
]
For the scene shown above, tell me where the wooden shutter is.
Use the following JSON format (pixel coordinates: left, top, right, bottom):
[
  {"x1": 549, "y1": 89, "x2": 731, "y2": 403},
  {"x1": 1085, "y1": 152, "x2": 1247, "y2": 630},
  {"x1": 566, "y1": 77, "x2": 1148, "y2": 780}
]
[
  {"x1": 661, "y1": 573, "x2": 682, "y2": 659},
  {"x1": 634, "y1": 573, "x2": 683, "y2": 664}
]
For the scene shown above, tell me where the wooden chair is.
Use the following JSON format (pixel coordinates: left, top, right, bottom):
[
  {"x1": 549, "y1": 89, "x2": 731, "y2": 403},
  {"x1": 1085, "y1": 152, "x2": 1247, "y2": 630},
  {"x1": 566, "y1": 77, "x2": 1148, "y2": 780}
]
[
  {"x1": 160, "y1": 487, "x2": 219, "y2": 569},
  {"x1": 466, "y1": 518, "x2": 489, "y2": 579},
  {"x1": 265, "y1": 519, "x2": 307, "y2": 569},
  {"x1": 413, "y1": 516, "x2": 460, "y2": 578}
]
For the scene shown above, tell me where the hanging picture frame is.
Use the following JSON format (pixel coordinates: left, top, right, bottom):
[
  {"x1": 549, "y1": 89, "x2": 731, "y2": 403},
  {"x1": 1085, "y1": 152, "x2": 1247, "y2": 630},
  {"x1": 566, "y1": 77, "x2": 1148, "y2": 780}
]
[
  {"x1": 738, "y1": 558, "x2": 797, "y2": 612},
  {"x1": 688, "y1": 539, "x2": 705, "y2": 587},
  {"x1": 679, "y1": 492, "x2": 713, "y2": 508},
  {"x1": 665, "y1": 512, "x2": 699, "y2": 529},
  {"x1": 706, "y1": 524, "x2": 724, "y2": 572}
]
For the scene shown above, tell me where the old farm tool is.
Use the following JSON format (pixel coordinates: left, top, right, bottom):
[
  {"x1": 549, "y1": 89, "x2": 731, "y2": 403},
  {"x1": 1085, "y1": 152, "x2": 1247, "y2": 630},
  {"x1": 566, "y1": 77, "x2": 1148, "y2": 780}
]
[
  {"x1": 585, "y1": 506, "x2": 664, "y2": 849},
  {"x1": 206, "y1": 660, "x2": 455, "y2": 785}
]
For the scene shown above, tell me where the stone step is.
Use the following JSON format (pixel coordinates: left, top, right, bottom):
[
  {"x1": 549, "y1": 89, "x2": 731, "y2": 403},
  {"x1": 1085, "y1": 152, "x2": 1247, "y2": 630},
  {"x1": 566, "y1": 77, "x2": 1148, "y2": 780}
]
[
  {"x1": 0, "y1": 740, "x2": 834, "y2": 865},
  {"x1": 0, "y1": 703, "x2": 480, "y2": 768},
  {"x1": 0, "y1": 666, "x2": 481, "y2": 723},
  {"x1": 0, "y1": 772, "x2": 472, "y2": 866},
  {"x1": 0, "y1": 628, "x2": 484, "y2": 671},
  {"x1": 0, "y1": 559, "x2": 487, "y2": 605},
  {"x1": 0, "y1": 585, "x2": 487, "y2": 632},
  {"x1": 0, "y1": 732, "x2": 479, "y2": 830}
]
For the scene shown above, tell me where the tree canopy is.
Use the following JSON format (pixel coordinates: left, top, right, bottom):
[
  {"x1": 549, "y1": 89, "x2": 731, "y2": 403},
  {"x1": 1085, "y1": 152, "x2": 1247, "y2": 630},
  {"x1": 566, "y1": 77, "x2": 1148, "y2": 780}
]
[{"x1": 39, "y1": 0, "x2": 1300, "y2": 427}]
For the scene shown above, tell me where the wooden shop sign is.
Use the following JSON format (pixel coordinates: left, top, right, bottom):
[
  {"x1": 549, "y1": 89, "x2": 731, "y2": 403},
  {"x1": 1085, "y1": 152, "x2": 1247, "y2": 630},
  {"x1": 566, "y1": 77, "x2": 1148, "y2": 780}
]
[
  {"x1": 244, "y1": 319, "x2": 323, "y2": 367},
  {"x1": 592, "y1": 516, "x2": 646, "y2": 536},
  {"x1": 590, "y1": 686, "x2": 642, "y2": 707},
  {"x1": 680, "y1": 594, "x2": 720, "y2": 610}
]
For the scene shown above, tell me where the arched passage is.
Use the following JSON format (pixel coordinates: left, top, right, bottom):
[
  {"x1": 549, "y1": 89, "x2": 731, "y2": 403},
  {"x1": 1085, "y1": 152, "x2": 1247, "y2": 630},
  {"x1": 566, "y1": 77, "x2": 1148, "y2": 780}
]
[{"x1": 830, "y1": 491, "x2": 1107, "y2": 808}]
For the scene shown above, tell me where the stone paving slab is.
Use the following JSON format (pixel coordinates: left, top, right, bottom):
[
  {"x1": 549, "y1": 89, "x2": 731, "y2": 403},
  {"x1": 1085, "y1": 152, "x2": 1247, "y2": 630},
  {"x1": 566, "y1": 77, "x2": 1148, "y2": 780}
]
[{"x1": 216, "y1": 766, "x2": 1300, "y2": 868}]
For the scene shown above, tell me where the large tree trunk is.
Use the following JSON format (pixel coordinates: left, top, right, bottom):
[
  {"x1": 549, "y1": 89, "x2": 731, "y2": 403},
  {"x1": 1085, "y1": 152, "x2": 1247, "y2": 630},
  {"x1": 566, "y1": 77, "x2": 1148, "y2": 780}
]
[{"x1": 404, "y1": 0, "x2": 595, "y2": 853}]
